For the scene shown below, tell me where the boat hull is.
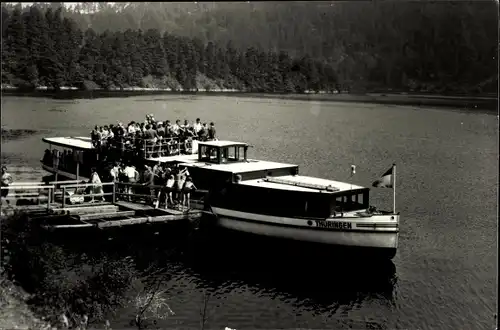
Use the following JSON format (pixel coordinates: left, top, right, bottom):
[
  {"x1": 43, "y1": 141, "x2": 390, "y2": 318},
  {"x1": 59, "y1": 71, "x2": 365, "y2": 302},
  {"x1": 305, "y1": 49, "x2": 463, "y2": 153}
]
[{"x1": 211, "y1": 207, "x2": 399, "y2": 258}]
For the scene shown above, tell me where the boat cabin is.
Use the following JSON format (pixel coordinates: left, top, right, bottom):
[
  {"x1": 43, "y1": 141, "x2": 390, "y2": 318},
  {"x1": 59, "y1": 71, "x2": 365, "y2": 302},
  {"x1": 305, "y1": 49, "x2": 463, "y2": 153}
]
[
  {"x1": 197, "y1": 140, "x2": 249, "y2": 164},
  {"x1": 41, "y1": 137, "x2": 98, "y2": 181}
]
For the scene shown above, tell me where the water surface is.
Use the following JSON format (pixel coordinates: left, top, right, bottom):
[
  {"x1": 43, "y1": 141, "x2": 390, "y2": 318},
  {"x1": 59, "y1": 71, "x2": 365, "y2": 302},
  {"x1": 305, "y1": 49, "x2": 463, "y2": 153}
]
[{"x1": 1, "y1": 95, "x2": 497, "y2": 329}]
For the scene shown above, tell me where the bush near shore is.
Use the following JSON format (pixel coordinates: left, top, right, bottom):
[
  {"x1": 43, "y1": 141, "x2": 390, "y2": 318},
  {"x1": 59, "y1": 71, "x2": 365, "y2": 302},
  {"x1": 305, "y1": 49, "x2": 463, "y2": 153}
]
[{"x1": 0, "y1": 211, "x2": 177, "y2": 329}]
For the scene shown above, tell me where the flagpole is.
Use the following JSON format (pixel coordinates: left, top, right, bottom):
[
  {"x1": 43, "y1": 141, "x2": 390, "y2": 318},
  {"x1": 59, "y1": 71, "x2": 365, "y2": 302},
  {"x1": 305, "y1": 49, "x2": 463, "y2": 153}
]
[{"x1": 392, "y1": 163, "x2": 396, "y2": 214}]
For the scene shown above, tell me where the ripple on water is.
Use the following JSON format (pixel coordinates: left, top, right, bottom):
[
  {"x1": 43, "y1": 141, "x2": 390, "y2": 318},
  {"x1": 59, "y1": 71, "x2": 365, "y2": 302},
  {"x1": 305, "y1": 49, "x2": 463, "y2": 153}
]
[{"x1": 1, "y1": 129, "x2": 39, "y2": 142}]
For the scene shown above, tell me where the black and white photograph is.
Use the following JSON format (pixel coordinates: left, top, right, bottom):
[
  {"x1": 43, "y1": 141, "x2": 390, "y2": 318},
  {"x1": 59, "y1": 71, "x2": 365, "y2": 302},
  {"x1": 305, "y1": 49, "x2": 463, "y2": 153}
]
[{"x1": 0, "y1": 1, "x2": 498, "y2": 329}]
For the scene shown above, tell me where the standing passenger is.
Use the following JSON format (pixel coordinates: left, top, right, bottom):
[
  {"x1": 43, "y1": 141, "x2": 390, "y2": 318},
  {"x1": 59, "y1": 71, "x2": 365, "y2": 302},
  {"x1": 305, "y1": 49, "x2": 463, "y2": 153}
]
[
  {"x1": 123, "y1": 163, "x2": 139, "y2": 201},
  {"x1": 199, "y1": 123, "x2": 208, "y2": 141},
  {"x1": 164, "y1": 174, "x2": 175, "y2": 209},
  {"x1": 142, "y1": 165, "x2": 155, "y2": 205},
  {"x1": 208, "y1": 122, "x2": 217, "y2": 141},
  {"x1": 182, "y1": 176, "x2": 197, "y2": 210},
  {"x1": 89, "y1": 168, "x2": 105, "y2": 203},
  {"x1": 193, "y1": 118, "x2": 202, "y2": 135},
  {"x1": 175, "y1": 167, "x2": 189, "y2": 205}
]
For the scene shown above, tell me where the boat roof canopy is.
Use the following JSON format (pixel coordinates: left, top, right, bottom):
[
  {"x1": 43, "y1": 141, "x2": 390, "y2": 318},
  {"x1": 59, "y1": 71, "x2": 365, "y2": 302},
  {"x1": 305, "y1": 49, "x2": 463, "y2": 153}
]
[
  {"x1": 181, "y1": 159, "x2": 298, "y2": 174},
  {"x1": 42, "y1": 137, "x2": 94, "y2": 151},
  {"x1": 198, "y1": 140, "x2": 249, "y2": 148},
  {"x1": 238, "y1": 175, "x2": 367, "y2": 194}
]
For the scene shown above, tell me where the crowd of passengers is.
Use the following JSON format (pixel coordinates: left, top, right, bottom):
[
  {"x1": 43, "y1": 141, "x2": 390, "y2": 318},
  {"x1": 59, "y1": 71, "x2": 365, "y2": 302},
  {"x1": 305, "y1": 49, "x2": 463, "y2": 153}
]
[
  {"x1": 89, "y1": 160, "x2": 197, "y2": 210},
  {"x1": 90, "y1": 114, "x2": 217, "y2": 157}
]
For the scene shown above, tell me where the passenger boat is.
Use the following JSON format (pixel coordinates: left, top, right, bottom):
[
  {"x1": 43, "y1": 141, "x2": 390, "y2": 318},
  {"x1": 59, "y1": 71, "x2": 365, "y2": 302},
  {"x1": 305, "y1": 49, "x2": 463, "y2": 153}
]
[
  {"x1": 180, "y1": 141, "x2": 400, "y2": 259},
  {"x1": 39, "y1": 135, "x2": 400, "y2": 259},
  {"x1": 40, "y1": 135, "x2": 198, "y2": 182}
]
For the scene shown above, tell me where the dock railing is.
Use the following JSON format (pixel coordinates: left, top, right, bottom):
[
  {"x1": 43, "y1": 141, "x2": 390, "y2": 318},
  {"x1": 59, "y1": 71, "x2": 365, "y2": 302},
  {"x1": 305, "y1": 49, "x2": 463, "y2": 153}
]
[
  {"x1": 58, "y1": 182, "x2": 115, "y2": 208},
  {"x1": 1, "y1": 180, "x2": 208, "y2": 213},
  {"x1": 1, "y1": 183, "x2": 56, "y2": 210},
  {"x1": 114, "y1": 182, "x2": 165, "y2": 203},
  {"x1": 114, "y1": 182, "x2": 207, "y2": 207}
]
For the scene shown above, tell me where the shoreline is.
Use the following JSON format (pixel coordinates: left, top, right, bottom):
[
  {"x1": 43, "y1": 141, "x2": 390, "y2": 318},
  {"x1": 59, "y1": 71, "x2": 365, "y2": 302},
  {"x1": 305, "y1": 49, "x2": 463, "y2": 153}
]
[{"x1": 1, "y1": 88, "x2": 497, "y2": 112}]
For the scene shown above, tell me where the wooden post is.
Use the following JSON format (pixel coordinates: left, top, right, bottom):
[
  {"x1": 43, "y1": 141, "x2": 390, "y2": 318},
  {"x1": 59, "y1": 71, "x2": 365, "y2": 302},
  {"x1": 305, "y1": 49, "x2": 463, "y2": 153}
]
[
  {"x1": 76, "y1": 161, "x2": 80, "y2": 182},
  {"x1": 47, "y1": 186, "x2": 51, "y2": 210},
  {"x1": 112, "y1": 182, "x2": 116, "y2": 203},
  {"x1": 52, "y1": 174, "x2": 57, "y2": 202},
  {"x1": 392, "y1": 163, "x2": 396, "y2": 214},
  {"x1": 62, "y1": 186, "x2": 66, "y2": 209}
]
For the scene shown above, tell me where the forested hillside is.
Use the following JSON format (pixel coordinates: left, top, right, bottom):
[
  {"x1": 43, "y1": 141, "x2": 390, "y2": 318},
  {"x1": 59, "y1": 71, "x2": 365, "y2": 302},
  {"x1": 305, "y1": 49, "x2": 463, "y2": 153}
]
[{"x1": 1, "y1": 2, "x2": 498, "y2": 94}]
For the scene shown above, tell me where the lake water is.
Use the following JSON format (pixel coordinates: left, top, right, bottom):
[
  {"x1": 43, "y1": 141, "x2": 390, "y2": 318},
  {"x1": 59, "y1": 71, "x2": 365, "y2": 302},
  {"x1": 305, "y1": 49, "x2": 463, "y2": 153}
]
[{"x1": 1, "y1": 95, "x2": 497, "y2": 329}]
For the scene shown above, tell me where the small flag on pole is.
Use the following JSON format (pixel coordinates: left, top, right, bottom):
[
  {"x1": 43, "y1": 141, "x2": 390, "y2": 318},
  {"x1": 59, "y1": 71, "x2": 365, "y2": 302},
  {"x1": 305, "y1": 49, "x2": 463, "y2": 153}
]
[{"x1": 372, "y1": 165, "x2": 394, "y2": 188}]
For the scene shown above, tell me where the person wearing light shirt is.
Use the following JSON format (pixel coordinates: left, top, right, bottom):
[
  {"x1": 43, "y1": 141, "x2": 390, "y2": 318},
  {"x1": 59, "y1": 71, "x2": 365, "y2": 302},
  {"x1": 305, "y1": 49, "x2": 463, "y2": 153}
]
[
  {"x1": 193, "y1": 118, "x2": 202, "y2": 134},
  {"x1": 172, "y1": 120, "x2": 181, "y2": 136},
  {"x1": 123, "y1": 164, "x2": 139, "y2": 200},
  {"x1": 128, "y1": 122, "x2": 136, "y2": 135}
]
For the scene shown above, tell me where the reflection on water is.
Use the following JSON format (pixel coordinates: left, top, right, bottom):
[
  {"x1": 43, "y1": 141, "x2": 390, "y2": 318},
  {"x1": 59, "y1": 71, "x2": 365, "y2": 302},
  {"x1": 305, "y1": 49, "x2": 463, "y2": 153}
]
[
  {"x1": 186, "y1": 229, "x2": 397, "y2": 309},
  {"x1": 51, "y1": 226, "x2": 397, "y2": 329},
  {"x1": 1, "y1": 95, "x2": 496, "y2": 330}
]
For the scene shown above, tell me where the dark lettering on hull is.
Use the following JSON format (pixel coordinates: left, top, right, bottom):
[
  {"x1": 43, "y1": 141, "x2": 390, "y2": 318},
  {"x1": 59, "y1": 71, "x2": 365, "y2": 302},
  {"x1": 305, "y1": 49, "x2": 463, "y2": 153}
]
[{"x1": 315, "y1": 220, "x2": 352, "y2": 230}]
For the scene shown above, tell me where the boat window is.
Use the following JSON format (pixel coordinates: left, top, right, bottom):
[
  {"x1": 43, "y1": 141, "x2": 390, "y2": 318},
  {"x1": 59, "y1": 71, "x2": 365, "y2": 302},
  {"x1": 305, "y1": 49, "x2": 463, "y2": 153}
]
[
  {"x1": 199, "y1": 145, "x2": 219, "y2": 163},
  {"x1": 333, "y1": 191, "x2": 368, "y2": 212},
  {"x1": 227, "y1": 147, "x2": 237, "y2": 160}
]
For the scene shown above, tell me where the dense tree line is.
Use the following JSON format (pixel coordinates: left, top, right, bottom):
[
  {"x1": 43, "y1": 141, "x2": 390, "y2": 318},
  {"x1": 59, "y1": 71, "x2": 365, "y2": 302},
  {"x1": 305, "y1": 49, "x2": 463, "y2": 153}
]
[
  {"x1": 2, "y1": 2, "x2": 498, "y2": 93},
  {"x1": 1, "y1": 4, "x2": 339, "y2": 92}
]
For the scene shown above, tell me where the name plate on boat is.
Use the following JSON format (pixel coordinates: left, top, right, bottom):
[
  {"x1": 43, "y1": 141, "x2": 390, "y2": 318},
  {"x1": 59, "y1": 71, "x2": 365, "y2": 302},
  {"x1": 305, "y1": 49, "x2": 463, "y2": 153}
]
[{"x1": 315, "y1": 220, "x2": 352, "y2": 230}]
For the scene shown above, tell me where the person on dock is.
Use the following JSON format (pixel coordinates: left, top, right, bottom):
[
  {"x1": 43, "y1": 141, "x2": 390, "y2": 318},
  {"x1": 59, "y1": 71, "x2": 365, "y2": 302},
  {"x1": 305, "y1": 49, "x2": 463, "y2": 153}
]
[
  {"x1": 164, "y1": 174, "x2": 175, "y2": 209},
  {"x1": 174, "y1": 166, "x2": 189, "y2": 206},
  {"x1": 123, "y1": 163, "x2": 139, "y2": 201},
  {"x1": 142, "y1": 165, "x2": 156, "y2": 205},
  {"x1": 1, "y1": 166, "x2": 13, "y2": 200},
  {"x1": 89, "y1": 167, "x2": 105, "y2": 203},
  {"x1": 182, "y1": 176, "x2": 197, "y2": 210},
  {"x1": 109, "y1": 161, "x2": 121, "y2": 183}
]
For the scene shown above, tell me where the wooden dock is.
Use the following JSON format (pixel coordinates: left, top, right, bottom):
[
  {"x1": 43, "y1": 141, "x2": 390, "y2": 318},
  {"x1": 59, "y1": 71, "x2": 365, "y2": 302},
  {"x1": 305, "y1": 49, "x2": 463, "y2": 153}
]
[{"x1": 1, "y1": 181, "x2": 207, "y2": 231}]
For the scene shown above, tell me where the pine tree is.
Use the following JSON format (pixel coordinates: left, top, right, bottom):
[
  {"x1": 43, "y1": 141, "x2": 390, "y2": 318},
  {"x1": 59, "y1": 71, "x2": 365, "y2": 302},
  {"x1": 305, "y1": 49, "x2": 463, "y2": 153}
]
[{"x1": 4, "y1": 7, "x2": 29, "y2": 86}]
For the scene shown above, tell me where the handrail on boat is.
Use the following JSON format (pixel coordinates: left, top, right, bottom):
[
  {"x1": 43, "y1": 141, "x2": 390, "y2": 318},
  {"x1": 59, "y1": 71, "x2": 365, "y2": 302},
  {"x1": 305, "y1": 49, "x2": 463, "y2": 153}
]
[{"x1": 101, "y1": 135, "x2": 199, "y2": 158}]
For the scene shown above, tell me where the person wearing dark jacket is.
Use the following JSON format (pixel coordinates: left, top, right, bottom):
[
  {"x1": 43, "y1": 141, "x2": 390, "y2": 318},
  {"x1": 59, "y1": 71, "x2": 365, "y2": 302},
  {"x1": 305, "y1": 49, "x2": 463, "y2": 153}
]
[
  {"x1": 208, "y1": 122, "x2": 217, "y2": 140},
  {"x1": 142, "y1": 165, "x2": 156, "y2": 205}
]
